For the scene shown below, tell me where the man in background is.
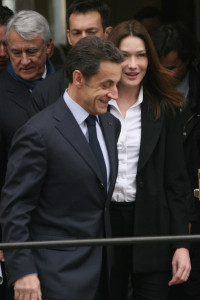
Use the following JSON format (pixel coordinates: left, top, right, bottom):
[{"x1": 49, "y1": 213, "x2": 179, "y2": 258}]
[
  {"x1": 0, "y1": 11, "x2": 60, "y2": 299},
  {"x1": 67, "y1": 0, "x2": 112, "y2": 46},
  {"x1": 31, "y1": 0, "x2": 112, "y2": 113},
  {"x1": 0, "y1": 5, "x2": 13, "y2": 72},
  {"x1": 0, "y1": 10, "x2": 58, "y2": 192}
]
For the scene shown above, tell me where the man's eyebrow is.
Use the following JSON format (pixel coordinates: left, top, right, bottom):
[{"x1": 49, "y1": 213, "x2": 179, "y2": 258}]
[
  {"x1": 85, "y1": 27, "x2": 98, "y2": 30},
  {"x1": 26, "y1": 47, "x2": 39, "y2": 50},
  {"x1": 101, "y1": 79, "x2": 114, "y2": 85},
  {"x1": 71, "y1": 27, "x2": 98, "y2": 32},
  {"x1": 10, "y1": 46, "x2": 39, "y2": 50}
]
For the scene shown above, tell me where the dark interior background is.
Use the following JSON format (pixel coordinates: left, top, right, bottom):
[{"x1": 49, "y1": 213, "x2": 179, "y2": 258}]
[{"x1": 66, "y1": 0, "x2": 198, "y2": 40}]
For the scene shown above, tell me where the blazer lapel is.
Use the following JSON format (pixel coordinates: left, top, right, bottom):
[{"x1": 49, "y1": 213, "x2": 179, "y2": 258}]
[
  {"x1": 53, "y1": 98, "x2": 103, "y2": 182},
  {"x1": 137, "y1": 98, "x2": 164, "y2": 172}
]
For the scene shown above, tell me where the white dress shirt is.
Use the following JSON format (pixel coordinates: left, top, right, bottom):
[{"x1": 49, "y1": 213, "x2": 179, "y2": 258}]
[
  {"x1": 42, "y1": 64, "x2": 47, "y2": 79},
  {"x1": 63, "y1": 90, "x2": 110, "y2": 188},
  {"x1": 177, "y1": 71, "x2": 189, "y2": 99},
  {"x1": 109, "y1": 87, "x2": 143, "y2": 202}
]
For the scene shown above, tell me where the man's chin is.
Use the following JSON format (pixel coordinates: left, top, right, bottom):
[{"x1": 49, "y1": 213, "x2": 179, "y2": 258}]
[
  {"x1": 99, "y1": 103, "x2": 109, "y2": 114},
  {"x1": 98, "y1": 107, "x2": 108, "y2": 115}
]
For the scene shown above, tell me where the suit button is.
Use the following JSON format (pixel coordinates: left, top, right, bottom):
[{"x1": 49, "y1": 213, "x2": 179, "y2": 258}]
[
  {"x1": 138, "y1": 181, "x2": 144, "y2": 188},
  {"x1": 99, "y1": 182, "x2": 104, "y2": 189}
]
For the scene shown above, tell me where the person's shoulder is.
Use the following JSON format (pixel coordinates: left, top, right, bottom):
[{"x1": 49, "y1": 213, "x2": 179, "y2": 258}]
[
  {"x1": 28, "y1": 96, "x2": 65, "y2": 125},
  {"x1": 0, "y1": 69, "x2": 9, "y2": 77},
  {"x1": 0, "y1": 70, "x2": 30, "y2": 92},
  {"x1": 31, "y1": 66, "x2": 68, "y2": 112},
  {"x1": 32, "y1": 66, "x2": 66, "y2": 97},
  {"x1": 0, "y1": 70, "x2": 12, "y2": 84},
  {"x1": 0, "y1": 71, "x2": 16, "y2": 103},
  {"x1": 37, "y1": 66, "x2": 66, "y2": 88}
]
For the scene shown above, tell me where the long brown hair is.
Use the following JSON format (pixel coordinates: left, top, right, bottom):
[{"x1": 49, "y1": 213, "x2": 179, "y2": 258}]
[{"x1": 108, "y1": 19, "x2": 185, "y2": 119}]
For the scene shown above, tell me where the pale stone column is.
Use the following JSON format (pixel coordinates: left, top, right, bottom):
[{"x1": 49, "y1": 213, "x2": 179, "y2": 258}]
[{"x1": 7, "y1": 0, "x2": 67, "y2": 44}]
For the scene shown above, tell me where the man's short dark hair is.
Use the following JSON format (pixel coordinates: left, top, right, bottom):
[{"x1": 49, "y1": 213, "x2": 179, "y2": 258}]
[
  {"x1": 0, "y1": 5, "x2": 14, "y2": 26},
  {"x1": 150, "y1": 21, "x2": 195, "y2": 63},
  {"x1": 65, "y1": 35, "x2": 124, "y2": 83},
  {"x1": 66, "y1": 0, "x2": 110, "y2": 30}
]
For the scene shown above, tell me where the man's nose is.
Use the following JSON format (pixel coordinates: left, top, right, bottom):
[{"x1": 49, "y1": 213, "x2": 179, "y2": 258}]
[
  {"x1": 81, "y1": 32, "x2": 87, "y2": 38},
  {"x1": 107, "y1": 86, "x2": 118, "y2": 100},
  {"x1": 21, "y1": 52, "x2": 30, "y2": 64}
]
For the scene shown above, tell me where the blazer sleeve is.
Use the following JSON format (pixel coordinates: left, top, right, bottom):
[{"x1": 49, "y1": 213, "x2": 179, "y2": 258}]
[
  {"x1": 165, "y1": 112, "x2": 191, "y2": 247},
  {"x1": 0, "y1": 124, "x2": 47, "y2": 284}
]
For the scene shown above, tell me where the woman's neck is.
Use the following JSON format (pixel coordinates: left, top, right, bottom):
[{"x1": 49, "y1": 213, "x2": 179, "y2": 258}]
[{"x1": 116, "y1": 84, "x2": 141, "y2": 117}]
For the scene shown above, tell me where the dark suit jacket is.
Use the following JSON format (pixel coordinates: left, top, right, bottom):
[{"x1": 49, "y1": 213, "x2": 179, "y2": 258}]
[
  {"x1": 0, "y1": 66, "x2": 62, "y2": 191},
  {"x1": 0, "y1": 97, "x2": 121, "y2": 300},
  {"x1": 31, "y1": 66, "x2": 68, "y2": 114},
  {"x1": 113, "y1": 97, "x2": 189, "y2": 273},
  {"x1": 0, "y1": 71, "x2": 34, "y2": 191}
]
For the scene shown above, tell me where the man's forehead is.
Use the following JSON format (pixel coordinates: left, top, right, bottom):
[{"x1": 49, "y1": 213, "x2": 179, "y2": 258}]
[
  {"x1": 69, "y1": 11, "x2": 102, "y2": 29},
  {"x1": 92, "y1": 61, "x2": 122, "y2": 80}
]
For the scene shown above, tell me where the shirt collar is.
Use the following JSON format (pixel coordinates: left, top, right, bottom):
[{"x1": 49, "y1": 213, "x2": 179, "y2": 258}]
[
  {"x1": 63, "y1": 89, "x2": 90, "y2": 125},
  {"x1": 42, "y1": 64, "x2": 47, "y2": 79},
  {"x1": 176, "y1": 72, "x2": 189, "y2": 99}
]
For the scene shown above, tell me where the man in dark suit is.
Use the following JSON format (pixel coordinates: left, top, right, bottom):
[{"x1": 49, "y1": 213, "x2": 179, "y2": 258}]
[
  {"x1": 0, "y1": 10, "x2": 59, "y2": 192},
  {"x1": 0, "y1": 10, "x2": 59, "y2": 299},
  {"x1": 0, "y1": 36, "x2": 123, "y2": 300}
]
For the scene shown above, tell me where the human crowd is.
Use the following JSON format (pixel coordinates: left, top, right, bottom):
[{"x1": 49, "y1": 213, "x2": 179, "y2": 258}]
[{"x1": 0, "y1": 1, "x2": 200, "y2": 300}]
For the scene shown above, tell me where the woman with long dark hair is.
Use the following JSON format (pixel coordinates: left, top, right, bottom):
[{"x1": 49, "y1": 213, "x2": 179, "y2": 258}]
[{"x1": 108, "y1": 20, "x2": 191, "y2": 300}]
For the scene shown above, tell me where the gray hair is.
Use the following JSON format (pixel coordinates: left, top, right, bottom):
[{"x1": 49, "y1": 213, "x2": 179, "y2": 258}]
[{"x1": 5, "y1": 10, "x2": 52, "y2": 45}]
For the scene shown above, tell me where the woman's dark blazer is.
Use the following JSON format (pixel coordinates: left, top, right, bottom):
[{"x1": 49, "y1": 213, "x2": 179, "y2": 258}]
[{"x1": 110, "y1": 95, "x2": 189, "y2": 273}]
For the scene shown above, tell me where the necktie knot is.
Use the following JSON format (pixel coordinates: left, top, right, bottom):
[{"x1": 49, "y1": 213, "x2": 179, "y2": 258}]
[{"x1": 85, "y1": 115, "x2": 96, "y2": 127}]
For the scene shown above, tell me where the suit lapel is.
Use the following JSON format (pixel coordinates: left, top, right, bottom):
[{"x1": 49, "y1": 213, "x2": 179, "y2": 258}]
[
  {"x1": 5, "y1": 72, "x2": 32, "y2": 113},
  {"x1": 54, "y1": 98, "x2": 103, "y2": 182},
  {"x1": 137, "y1": 98, "x2": 164, "y2": 171}
]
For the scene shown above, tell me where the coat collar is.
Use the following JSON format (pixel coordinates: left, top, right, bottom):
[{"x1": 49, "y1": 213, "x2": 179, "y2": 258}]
[{"x1": 137, "y1": 97, "x2": 164, "y2": 171}]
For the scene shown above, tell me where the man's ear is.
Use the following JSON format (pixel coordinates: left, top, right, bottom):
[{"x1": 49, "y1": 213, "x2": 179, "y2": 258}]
[
  {"x1": 104, "y1": 26, "x2": 112, "y2": 39},
  {"x1": 73, "y1": 70, "x2": 84, "y2": 88},
  {"x1": 67, "y1": 29, "x2": 72, "y2": 46},
  {"x1": 46, "y1": 39, "x2": 54, "y2": 57}
]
